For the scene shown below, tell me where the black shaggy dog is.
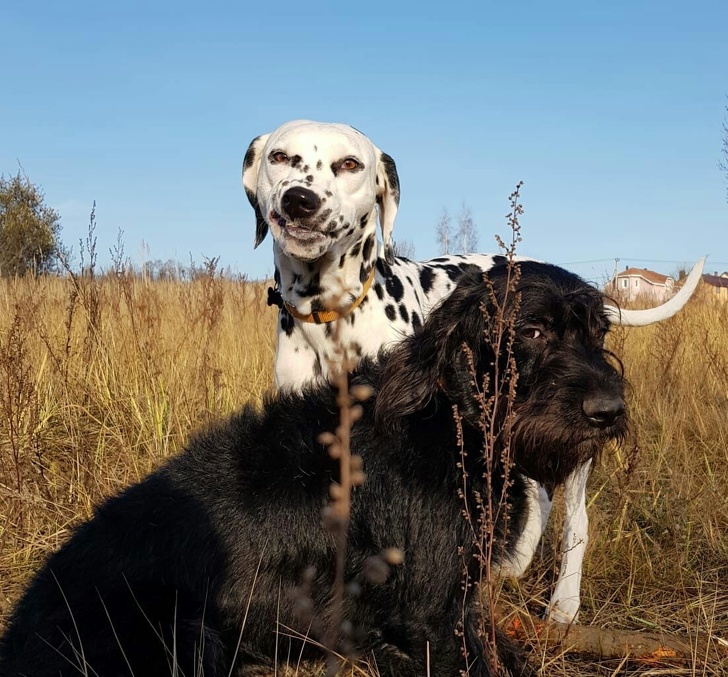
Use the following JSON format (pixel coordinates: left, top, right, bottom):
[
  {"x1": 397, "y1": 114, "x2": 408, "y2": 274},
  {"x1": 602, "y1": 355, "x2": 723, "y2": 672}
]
[{"x1": 0, "y1": 261, "x2": 627, "y2": 677}]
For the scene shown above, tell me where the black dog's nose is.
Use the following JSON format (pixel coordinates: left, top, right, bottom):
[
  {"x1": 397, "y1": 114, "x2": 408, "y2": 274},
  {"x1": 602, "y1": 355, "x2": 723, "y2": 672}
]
[
  {"x1": 582, "y1": 394, "x2": 625, "y2": 428},
  {"x1": 281, "y1": 187, "x2": 321, "y2": 220}
]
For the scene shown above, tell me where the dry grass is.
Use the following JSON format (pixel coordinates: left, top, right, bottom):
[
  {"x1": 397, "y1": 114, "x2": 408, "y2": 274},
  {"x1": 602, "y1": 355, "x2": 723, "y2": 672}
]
[
  {"x1": 0, "y1": 270, "x2": 274, "y2": 603},
  {"x1": 1, "y1": 270, "x2": 727, "y2": 675}
]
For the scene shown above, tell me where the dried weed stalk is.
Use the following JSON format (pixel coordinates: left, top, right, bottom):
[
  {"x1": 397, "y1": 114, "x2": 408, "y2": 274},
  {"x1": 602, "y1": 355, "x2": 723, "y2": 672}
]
[
  {"x1": 457, "y1": 182, "x2": 524, "y2": 675},
  {"x1": 312, "y1": 309, "x2": 403, "y2": 676}
]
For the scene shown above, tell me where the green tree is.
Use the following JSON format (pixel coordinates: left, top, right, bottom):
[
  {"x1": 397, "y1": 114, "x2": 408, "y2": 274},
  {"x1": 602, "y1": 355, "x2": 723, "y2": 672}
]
[{"x1": 0, "y1": 171, "x2": 62, "y2": 276}]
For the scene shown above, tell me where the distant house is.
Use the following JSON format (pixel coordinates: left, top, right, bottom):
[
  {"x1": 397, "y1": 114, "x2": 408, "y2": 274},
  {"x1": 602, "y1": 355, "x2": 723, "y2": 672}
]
[
  {"x1": 607, "y1": 266, "x2": 675, "y2": 303},
  {"x1": 702, "y1": 272, "x2": 728, "y2": 302}
]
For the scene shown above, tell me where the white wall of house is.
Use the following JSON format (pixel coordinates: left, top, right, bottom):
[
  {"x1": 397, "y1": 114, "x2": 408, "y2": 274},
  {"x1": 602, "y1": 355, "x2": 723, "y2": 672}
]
[{"x1": 609, "y1": 272, "x2": 675, "y2": 302}]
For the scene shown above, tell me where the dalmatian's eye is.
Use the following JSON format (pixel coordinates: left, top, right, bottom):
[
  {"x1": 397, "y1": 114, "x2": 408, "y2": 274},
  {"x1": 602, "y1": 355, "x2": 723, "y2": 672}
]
[
  {"x1": 270, "y1": 151, "x2": 289, "y2": 164},
  {"x1": 340, "y1": 158, "x2": 360, "y2": 171},
  {"x1": 521, "y1": 327, "x2": 543, "y2": 340}
]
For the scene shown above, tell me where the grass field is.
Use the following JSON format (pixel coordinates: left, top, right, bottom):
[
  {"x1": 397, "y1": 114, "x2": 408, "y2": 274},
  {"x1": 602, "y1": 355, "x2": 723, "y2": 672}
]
[{"x1": 1, "y1": 266, "x2": 727, "y2": 675}]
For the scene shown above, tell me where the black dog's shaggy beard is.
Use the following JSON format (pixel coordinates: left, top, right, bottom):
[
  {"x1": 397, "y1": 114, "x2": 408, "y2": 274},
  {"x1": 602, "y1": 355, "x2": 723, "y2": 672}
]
[
  {"x1": 511, "y1": 410, "x2": 622, "y2": 487},
  {"x1": 510, "y1": 366, "x2": 628, "y2": 486}
]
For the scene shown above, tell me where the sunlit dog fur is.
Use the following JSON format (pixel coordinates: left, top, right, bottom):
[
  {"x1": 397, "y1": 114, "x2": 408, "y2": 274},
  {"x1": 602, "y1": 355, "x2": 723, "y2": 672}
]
[{"x1": 0, "y1": 261, "x2": 626, "y2": 677}]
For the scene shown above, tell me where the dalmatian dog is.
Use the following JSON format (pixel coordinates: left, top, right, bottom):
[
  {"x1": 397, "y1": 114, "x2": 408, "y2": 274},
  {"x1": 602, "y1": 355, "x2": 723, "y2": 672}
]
[{"x1": 243, "y1": 119, "x2": 705, "y2": 623}]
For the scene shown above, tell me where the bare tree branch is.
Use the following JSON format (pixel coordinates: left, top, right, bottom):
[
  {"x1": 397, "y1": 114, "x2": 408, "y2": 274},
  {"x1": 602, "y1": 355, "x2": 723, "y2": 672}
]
[
  {"x1": 436, "y1": 207, "x2": 452, "y2": 255},
  {"x1": 456, "y1": 202, "x2": 478, "y2": 254},
  {"x1": 392, "y1": 239, "x2": 416, "y2": 259}
]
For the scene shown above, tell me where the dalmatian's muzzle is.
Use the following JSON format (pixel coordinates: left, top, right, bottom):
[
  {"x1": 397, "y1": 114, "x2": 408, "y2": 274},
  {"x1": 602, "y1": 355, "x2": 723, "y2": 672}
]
[{"x1": 268, "y1": 184, "x2": 336, "y2": 251}]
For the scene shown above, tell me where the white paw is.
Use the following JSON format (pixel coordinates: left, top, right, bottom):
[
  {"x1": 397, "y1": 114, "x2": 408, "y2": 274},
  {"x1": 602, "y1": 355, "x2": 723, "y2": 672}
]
[
  {"x1": 492, "y1": 556, "x2": 530, "y2": 579},
  {"x1": 544, "y1": 600, "x2": 579, "y2": 624}
]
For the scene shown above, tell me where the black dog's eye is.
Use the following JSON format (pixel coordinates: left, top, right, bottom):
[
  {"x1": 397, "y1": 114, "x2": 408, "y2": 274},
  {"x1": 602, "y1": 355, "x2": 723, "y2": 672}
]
[
  {"x1": 521, "y1": 327, "x2": 543, "y2": 340},
  {"x1": 340, "y1": 158, "x2": 360, "y2": 171},
  {"x1": 270, "y1": 151, "x2": 289, "y2": 164}
]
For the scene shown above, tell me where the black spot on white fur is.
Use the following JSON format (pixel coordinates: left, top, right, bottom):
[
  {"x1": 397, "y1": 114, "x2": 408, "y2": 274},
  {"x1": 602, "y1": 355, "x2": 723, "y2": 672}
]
[
  {"x1": 385, "y1": 275, "x2": 404, "y2": 302},
  {"x1": 419, "y1": 267, "x2": 435, "y2": 294},
  {"x1": 362, "y1": 234, "x2": 375, "y2": 261},
  {"x1": 376, "y1": 258, "x2": 393, "y2": 279},
  {"x1": 280, "y1": 309, "x2": 295, "y2": 336},
  {"x1": 438, "y1": 264, "x2": 464, "y2": 282}
]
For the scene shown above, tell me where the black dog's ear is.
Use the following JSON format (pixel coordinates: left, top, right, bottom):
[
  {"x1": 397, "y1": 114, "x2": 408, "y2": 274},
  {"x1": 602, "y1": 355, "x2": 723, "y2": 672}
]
[
  {"x1": 242, "y1": 133, "x2": 271, "y2": 248},
  {"x1": 375, "y1": 266, "x2": 500, "y2": 427}
]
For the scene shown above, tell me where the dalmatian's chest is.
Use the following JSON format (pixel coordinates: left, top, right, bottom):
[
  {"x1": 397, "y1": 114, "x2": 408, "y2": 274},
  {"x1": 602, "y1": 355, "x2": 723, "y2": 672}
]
[{"x1": 276, "y1": 254, "x2": 507, "y2": 385}]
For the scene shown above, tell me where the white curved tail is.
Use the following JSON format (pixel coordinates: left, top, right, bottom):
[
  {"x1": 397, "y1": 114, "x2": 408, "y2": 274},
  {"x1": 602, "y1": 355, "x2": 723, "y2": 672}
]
[{"x1": 605, "y1": 257, "x2": 706, "y2": 327}]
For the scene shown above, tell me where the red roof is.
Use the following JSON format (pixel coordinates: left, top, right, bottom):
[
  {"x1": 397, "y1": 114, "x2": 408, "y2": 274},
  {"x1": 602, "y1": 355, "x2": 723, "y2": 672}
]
[
  {"x1": 616, "y1": 268, "x2": 672, "y2": 285},
  {"x1": 703, "y1": 274, "x2": 728, "y2": 289}
]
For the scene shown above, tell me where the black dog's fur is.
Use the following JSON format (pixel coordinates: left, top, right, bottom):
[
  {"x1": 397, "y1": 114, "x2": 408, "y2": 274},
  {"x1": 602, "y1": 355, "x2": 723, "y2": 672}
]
[{"x1": 0, "y1": 262, "x2": 627, "y2": 677}]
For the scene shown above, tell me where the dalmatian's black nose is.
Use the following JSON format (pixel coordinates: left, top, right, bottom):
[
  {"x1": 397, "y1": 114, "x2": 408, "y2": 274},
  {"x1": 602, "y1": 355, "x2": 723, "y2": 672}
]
[
  {"x1": 582, "y1": 393, "x2": 625, "y2": 428},
  {"x1": 281, "y1": 187, "x2": 321, "y2": 220}
]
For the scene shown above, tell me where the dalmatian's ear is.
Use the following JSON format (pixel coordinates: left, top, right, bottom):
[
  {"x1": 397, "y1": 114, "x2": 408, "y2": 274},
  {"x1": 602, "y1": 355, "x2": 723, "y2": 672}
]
[
  {"x1": 375, "y1": 151, "x2": 400, "y2": 265},
  {"x1": 242, "y1": 133, "x2": 271, "y2": 249}
]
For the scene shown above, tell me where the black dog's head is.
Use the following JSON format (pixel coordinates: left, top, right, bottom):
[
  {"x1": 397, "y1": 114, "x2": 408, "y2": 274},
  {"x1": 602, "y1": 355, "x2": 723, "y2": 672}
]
[{"x1": 375, "y1": 260, "x2": 627, "y2": 486}]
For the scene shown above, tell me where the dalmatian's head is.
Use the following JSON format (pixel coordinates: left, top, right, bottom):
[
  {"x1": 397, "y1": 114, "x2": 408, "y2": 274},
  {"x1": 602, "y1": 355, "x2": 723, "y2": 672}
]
[{"x1": 243, "y1": 120, "x2": 399, "y2": 263}]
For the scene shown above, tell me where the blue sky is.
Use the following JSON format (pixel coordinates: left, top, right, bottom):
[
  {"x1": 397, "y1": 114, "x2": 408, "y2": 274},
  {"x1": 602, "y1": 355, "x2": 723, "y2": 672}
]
[{"x1": 1, "y1": 0, "x2": 726, "y2": 283}]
